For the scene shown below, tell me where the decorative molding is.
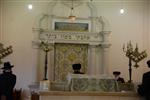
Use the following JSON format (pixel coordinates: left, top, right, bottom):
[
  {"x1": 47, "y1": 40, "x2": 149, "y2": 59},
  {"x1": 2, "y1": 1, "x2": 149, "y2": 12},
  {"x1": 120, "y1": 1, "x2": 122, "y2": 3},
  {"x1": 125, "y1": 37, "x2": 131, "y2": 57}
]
[
  {"x1": 100, "y1": 31, "x2": 111, "y2": 42},
  {"x1": 36, "y1": 31, "x2": 102, "y2": 45},
  {"x1": 100, "y1": 43, "x2": 111, "y2": 48}
]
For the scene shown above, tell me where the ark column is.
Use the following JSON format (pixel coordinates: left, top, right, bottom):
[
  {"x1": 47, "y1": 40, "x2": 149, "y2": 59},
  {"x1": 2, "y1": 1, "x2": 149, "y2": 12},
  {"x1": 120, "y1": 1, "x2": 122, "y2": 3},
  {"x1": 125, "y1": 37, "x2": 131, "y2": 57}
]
[{"x1": 100, "y1": 31, "x2": 111, "y2": 75}]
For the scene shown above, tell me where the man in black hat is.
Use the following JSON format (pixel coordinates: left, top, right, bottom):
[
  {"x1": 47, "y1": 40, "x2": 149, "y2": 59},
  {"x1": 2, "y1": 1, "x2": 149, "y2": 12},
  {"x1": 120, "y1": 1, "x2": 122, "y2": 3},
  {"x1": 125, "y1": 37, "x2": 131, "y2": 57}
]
[
  {"x1": 0, "y1": 61, "x2": 16, "y2": 100},
  {"x1": 72, "y1": 63, "x2": 84, "y2": 74},
  {"x1": 113, "y1": 71, "x2": 125, "y2": 83},
  {"x1": 137, "y1": 60, "x2": 150, "y2": 100}
]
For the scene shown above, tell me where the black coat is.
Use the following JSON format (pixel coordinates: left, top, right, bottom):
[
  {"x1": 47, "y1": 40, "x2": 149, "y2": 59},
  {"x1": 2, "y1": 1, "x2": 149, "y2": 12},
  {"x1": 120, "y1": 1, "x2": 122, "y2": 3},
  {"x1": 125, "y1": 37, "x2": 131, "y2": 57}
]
[
  {"x1": 73, "y1": 70, "x2": 84, "y2": 74},
  {"x1": 0, "y1": 72, "x2": 16, "y2": 100},
  {"x1": 117, "y1": 77, "x2": 125, "y2": 83},
  {"x1": 138, "y1": 71, "x2": 150, "y2": 100}
]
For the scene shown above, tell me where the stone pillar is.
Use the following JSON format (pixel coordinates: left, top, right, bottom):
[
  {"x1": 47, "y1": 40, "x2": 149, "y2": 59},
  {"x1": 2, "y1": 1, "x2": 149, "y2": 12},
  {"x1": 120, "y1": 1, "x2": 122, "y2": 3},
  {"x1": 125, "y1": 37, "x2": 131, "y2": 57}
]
[
  {"x1": 100, "y1": 31, "x2": 111, "y2": 75},
  {"x1": 100, "y1": 45, "x2": 110, "y2": 75},
  {"x1": 87, "y1": 2, "x2": 98, "y2": 33},
  {"x1": 88, "y1": 45, "x2": 97, "y2": 75},
  {"x1": 48, "y1": 45, "x2": 54, "y2": 81}
]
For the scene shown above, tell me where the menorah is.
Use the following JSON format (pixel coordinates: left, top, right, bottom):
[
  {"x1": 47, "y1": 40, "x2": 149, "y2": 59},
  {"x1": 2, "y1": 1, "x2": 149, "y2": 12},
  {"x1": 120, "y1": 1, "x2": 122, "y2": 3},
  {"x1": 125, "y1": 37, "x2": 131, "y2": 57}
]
[
  {"x1": 0, "y1": 43, "x2": 13, "y2": 64},
  {"x1": 123, "y1": 41, "x2": 147, "y2": 83}
]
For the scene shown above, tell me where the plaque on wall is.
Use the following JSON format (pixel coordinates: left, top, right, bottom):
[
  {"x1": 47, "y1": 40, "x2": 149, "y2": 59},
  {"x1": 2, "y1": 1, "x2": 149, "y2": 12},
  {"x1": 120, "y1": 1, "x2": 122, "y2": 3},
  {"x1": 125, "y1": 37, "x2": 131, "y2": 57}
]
[{"x1": 52, "y1": 18, "x2": 91, "y2": 32}]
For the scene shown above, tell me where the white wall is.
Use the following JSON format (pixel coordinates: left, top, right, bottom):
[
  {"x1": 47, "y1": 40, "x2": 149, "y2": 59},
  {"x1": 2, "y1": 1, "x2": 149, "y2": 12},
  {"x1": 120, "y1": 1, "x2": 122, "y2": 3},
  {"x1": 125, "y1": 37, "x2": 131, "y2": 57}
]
[
  {"x1": 92, "y1": 0, "x2": 149, "y2": 83},
  {"x1": 0, "y1": 0, "x2": 150, "y2": 99},
  {"x1": 0, "y1": 0, "x2": 3, "y2": 41}
]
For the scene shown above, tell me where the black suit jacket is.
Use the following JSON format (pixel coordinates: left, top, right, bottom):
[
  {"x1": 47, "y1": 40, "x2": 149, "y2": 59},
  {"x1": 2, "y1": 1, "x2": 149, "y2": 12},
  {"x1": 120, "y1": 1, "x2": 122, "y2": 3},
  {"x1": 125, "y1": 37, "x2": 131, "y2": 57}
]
[
  {"x1": 0, "y1": 72, "x2": 16, "y2": 100},
  {"x1": 138, "y1": 71, "x2": 150, "y2": 99}
]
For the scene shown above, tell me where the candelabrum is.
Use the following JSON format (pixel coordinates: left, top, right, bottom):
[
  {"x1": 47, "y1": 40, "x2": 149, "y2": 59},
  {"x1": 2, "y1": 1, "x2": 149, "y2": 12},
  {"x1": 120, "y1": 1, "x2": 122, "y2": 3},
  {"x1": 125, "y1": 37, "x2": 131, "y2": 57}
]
[
  {"x1": 39, "y1": 41, "x2": 52, "y2": 80},
  {"x1": 123, "y1": 41, "x2": 147, "y2": 83},
  {"x1": 0, "y1": 43, "x2": 13, "y2": 64}
]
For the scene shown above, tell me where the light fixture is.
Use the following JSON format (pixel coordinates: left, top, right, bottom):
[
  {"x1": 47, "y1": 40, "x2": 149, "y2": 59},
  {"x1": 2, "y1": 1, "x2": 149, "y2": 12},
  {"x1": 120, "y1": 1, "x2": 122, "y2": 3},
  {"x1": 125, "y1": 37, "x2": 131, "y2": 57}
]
[
  {"x1": 119, "y1": 0, "x2": 125, "y2": 14},
  {"x1": 68, "y1": 0, "x2": 76, "y2": 22},
  {"x1": 28, "y1": 4, "x2": 33, "y2": 10},
  {"x1": 120, "y1": 8, "x2": 124, "y2": 14}
]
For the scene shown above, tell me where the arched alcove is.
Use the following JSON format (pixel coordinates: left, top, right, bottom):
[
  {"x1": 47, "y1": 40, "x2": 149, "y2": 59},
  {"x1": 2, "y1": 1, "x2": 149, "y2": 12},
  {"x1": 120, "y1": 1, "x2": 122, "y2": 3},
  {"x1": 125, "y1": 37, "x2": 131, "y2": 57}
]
[{"x1": 32, "y1": 0, "x2": 111, "y2": 81}]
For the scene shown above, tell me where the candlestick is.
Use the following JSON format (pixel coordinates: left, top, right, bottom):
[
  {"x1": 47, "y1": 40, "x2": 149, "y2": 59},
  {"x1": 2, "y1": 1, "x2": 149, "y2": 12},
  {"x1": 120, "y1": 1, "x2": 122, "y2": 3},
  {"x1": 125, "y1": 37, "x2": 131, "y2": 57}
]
[
  {"x1": 39, "y1": 41, "x2": 53, "y2": 80},
  {"x1": 123, "y1": 41, "x2": 147, "y2": 83}
]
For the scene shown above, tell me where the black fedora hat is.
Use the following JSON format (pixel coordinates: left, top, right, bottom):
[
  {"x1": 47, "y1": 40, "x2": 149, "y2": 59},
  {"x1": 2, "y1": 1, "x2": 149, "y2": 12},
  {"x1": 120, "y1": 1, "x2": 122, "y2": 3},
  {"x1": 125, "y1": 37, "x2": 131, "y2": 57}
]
[
  {"x1": 1, "y1": 61, "x2": 14, "y2": 69},
  {"x1": 72, "y1": 63, "x2": 81, "y2": 70},
  {"x1": 113, "y1": 71, "x2": 121, "y2": 75}
]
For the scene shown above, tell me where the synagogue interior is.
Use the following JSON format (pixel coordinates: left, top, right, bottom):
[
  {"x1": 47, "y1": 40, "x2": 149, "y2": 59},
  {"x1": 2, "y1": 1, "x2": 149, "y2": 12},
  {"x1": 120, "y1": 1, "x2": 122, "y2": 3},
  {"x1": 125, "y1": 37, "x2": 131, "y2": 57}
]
[{"x1": 0, "y1": 0, "x2": 150, "y2": 100}]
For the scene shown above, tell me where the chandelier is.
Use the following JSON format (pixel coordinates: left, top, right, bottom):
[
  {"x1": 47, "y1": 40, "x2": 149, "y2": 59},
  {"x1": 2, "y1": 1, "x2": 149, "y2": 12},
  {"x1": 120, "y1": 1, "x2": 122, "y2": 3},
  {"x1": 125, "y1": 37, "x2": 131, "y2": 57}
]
[{"x1": 68, "y1": 0, "x2": 76, "y2": 22}]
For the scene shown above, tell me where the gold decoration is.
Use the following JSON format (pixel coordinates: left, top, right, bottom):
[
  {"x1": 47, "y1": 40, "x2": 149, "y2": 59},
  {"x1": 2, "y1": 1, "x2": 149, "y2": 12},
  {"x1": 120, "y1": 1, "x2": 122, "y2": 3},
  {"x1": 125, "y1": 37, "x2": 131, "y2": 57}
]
[
  {"x1": 39, "y1": 41, "x2": 52, "y2": 52},
  {"x1": 123, "y1": 41, "x2": 147, "y2": 83},
  {"x1": 54, "y1": 43, "x2": 88, "y2": 81},
  {"x1": 0, "y1": 43, "x2": 13, "y2": 64},
  {"x1": 123, "y1": 41, "x2": 147, "y2": 68}
]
